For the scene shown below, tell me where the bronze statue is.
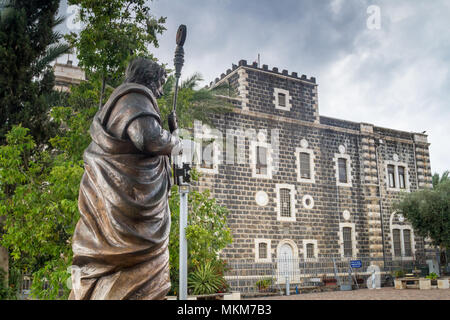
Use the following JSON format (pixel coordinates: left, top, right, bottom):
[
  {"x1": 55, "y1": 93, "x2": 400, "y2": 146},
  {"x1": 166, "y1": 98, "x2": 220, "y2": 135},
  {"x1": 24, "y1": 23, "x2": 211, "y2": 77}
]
[{"x1": 69, "y1": 57, "x2": 181, "y2": 300}]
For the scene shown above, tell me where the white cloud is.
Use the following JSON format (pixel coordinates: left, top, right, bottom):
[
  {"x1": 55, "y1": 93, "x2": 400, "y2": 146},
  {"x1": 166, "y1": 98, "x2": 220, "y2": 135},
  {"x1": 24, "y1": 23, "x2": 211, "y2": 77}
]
[
  {"x1": 58, "y1": 0, "x2": 449, "y2": 174},
  {"x1": 318, "y1": 1, "x2": 450, "y2": 174}
]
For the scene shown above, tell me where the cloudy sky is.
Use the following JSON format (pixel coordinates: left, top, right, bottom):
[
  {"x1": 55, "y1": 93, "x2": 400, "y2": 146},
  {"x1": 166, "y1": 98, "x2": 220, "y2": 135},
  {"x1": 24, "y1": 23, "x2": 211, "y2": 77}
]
[{"x1": 59, "y1": 0, "x2": 449, "y2": 175}]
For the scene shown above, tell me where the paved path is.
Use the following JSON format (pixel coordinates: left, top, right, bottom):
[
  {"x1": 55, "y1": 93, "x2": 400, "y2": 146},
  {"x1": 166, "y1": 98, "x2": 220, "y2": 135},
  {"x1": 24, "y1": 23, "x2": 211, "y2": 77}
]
[{"x1": 246, "y1": 288, "x2": 450, "y2": 300}]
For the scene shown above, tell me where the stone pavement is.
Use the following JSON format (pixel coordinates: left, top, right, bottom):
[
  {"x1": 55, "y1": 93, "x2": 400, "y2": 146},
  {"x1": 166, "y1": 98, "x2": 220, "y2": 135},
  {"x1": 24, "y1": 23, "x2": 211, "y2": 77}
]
[{"x1": 246, "y1": 288, "x2": 450, "y2": 300}]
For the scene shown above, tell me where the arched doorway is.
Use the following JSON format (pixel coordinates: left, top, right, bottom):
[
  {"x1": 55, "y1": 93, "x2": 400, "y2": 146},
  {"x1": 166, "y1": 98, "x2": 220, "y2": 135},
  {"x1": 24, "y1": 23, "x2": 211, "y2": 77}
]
[
  {"x1": 276, "y1": 239, "x2": 299, "y2": 284},
  {"x1": 278, "y1": 243, "x2": 293, "y2": 278}
]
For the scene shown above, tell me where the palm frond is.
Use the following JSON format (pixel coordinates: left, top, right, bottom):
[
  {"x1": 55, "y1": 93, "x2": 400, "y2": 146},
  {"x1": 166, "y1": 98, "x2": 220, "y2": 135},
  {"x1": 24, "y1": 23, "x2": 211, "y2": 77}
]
[
  {"x1": 33, "y1": 43, "x2": 71, "y2": 76},
  {"x1": 49, "y1": 30, "x2": 64, "y2": 46},
  {"x1": 53, "y1": 15, "x2": 66, "y2": 29},
  {"x1": 181, "y1": 73, "x2": 203, "y2": 90}
]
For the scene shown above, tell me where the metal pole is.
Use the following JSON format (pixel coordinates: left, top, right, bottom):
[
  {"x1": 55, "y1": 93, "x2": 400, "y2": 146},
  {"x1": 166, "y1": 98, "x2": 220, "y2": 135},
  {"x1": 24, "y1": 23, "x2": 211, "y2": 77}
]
[
  {"x1": 285, "y1": 276, "x2": 290, "y2": 296},
  {"x1": 179, "y1": 182, "x2": 189, "y2": 300}
]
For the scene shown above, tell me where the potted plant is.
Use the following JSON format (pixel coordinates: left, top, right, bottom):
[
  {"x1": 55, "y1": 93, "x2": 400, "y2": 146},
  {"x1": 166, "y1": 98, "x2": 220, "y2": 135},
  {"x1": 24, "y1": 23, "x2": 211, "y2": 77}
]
[
  {"x1": 188, "y1": 261, "x2": 226, "y2": 299},
  {"x1": 426, "y1": 272, "x2": 438, "y2": 286},
  {"x1": 393, "y1": 270, "x2": 406, "y2": 289},
  {"x1": 255, "y1": 278, "x2": 273, "y2": 292},
  {"x1": 393, "y1": 269, "x2": 405, "y2": 279}
]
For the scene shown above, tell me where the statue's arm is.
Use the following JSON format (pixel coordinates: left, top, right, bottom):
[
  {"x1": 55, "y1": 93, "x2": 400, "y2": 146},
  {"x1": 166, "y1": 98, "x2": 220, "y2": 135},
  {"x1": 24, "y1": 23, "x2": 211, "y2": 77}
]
[{"x1": 127, "y1": 116, "x2": 178, "y2": 156}]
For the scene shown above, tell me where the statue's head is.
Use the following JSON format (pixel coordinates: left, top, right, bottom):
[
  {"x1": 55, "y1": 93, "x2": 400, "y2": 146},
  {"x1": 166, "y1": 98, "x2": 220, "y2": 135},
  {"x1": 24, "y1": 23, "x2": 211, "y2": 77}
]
[{"x1": 124, "y1": 57, "x2": 167, "y2": 99}]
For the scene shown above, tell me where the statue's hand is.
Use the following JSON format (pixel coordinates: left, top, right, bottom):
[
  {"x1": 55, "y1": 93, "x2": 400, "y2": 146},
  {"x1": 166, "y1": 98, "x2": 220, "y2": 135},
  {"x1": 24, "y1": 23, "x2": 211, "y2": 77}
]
[{"x1": 168, "y1": 111, "x2": 178, "y2": 133}]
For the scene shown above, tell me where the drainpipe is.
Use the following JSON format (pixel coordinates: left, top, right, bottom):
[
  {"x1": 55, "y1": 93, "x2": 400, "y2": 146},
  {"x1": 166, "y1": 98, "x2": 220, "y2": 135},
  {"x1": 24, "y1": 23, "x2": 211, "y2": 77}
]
[{"x1": 412, "y1": 140, "x2": 419, "y2": 190}]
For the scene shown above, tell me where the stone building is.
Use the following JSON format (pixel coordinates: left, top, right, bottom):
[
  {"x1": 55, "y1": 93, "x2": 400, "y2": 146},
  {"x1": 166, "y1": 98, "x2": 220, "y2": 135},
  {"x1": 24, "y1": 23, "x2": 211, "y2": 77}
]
[
  {"x1": 53, "y1": 61, "x2": 85, "y2": 92},
  {"x1": 191, "y1": 59, "x2": 434, "y2": 285}
]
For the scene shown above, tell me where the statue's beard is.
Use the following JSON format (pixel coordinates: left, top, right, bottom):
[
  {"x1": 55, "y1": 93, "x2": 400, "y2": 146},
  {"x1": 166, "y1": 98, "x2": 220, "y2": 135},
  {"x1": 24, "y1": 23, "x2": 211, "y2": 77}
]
[
  {"x1": 149, "y1": 84, "x2": 163, "y2": 99},
  {"x1": 154, "y1": 88, "x2": 163, "y2": 99}
]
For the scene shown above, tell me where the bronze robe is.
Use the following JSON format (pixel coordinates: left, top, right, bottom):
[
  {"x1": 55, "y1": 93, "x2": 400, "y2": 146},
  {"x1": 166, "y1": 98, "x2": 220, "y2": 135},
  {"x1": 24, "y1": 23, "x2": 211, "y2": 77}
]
[{"x1": 70, "y1": 83, "x2": 173, "y2": 300}]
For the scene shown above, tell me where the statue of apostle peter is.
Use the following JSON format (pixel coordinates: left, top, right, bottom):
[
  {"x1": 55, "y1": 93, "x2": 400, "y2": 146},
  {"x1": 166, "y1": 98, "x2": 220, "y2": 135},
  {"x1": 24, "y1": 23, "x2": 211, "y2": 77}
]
[{"x1": 69, "y1": 57, "x2": 181, "y2": 300}]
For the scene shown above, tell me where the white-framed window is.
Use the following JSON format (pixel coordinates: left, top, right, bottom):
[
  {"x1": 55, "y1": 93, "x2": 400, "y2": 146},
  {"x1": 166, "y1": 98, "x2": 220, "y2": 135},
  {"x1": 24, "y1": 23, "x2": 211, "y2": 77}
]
[
  {"x1": 390, "y1": 227, "x2": 414, "y2": 259},
  {"x1": 385, "y1": 160, "x2": 410, "y2": 192},
  {"x1": 339, "y1": 222, "x2": 357, "y2": 258},
  {"x1": 303, "y1": 239, "x2": 318, "y2": 259},
  {"x1": 295, "y1": 147, "x2": 315, "y2": 183},
  {"x1": 195, "y1": 138, "x2": 219, "y2": 174},
  {"x1": 255, "y1": 239, "x2": 271, "y2": 263},
  {"x1": 275, "y1": 184, "x2": 296, "y2": 222},
  {"x1": 389, "y1": 212, "x2": 415, "y2": 260},
  {"x1": 194, "y1": 121, "x2": 220, "y2": 174},
  {"x1": 273, "y1": 88, "x2": 292, "y2": 111},
  {"x1": 334, "y1": 153, "x2": 352, "y2": 187},
  {"x1": 250, "y1": 140, "x2": 273, "y2": 179}
]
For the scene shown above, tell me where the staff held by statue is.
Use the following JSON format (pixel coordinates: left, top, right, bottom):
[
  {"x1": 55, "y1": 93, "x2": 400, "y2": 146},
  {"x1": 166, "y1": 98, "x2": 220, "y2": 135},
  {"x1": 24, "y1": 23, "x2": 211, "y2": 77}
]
[
  {"x1": 170, "y1": 24, "x2": 190, "y2": 301},
  {"x1": 169, "y1": 25, "x2": 186, "y2": 184}
]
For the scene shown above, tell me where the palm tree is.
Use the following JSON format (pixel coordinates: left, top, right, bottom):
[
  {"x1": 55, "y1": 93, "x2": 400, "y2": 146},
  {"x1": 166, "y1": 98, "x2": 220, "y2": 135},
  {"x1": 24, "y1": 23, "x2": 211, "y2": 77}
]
[
  {"x1": 32, "y1": 16, "x2": 71, "y2": 78},
  {"x1": 158, "y1": 73, "x2": 234, "y2": 131},
  {"x1": 432, "y1": 171, "x2": 450, "y2": 188},
  {"x1": 0, "y1": 0, "x2": 71, "y2": 144}
]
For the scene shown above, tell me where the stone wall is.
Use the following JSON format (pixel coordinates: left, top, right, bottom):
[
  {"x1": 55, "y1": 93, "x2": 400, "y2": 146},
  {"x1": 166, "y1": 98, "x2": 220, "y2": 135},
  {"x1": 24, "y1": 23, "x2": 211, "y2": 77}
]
[{"x1": 195, "y1": 60, "x2": 432, "y2": 272}]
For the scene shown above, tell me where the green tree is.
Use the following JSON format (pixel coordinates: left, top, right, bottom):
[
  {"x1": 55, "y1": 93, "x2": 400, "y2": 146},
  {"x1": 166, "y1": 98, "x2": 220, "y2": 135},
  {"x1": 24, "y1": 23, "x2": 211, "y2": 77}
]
[
  {"x1": 0, "y1": 81, "x2": 99, "y2": 299},
  {"x1": 0, "y1": 0, "x2": 70, "y2": 143},
  {"x1": 432, "y1": 170, "x2": 450, "y2": 189},
  {"x1": 168, "y1": 184, "x2": 232, "y2": 296},
  {"x1": 158, "y1": 73, "x2": 234, "y2": 131},
  {"x1": 394, "y1": 178, "x2": 450, "y2": 272},
  {"x1": 65, "y1": 0, "x2": 166, "y2": 108}
]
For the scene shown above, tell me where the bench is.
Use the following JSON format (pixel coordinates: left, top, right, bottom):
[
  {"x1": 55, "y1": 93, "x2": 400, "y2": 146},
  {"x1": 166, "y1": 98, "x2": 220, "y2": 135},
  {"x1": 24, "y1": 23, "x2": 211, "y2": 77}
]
[{"x1": 394, "y1": 277, "x2": 420, "y2": 289}]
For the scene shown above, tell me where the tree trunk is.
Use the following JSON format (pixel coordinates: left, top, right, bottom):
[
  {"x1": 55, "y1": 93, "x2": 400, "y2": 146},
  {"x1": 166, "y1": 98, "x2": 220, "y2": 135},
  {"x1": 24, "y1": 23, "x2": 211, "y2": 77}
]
[
  {"x1": 99, "y1": 76, "x2": 106, "y2": 109},
  {"x1": 440, "y1": 245, "x2": 447, "y2": 275}
]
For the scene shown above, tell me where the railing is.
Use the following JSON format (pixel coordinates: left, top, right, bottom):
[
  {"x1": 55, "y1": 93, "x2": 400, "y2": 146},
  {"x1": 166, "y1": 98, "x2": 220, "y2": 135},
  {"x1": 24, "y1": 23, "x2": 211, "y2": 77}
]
[
  {"x1": 18, "y1": 274, "x2": 49, "y2": 300},
  {"x1": 223, "y1": 255, "x2": 430, "y2": 295}
]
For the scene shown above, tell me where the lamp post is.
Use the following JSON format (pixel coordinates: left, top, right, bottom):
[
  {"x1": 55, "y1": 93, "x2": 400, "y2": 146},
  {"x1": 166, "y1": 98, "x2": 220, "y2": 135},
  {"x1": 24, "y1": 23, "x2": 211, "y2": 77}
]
[
  {"x1": 174, "y1": 162, "x2": 191, "y2": 301},
  {"x1": 178, "y1": 174, "x2": 190, "y2": 300}
]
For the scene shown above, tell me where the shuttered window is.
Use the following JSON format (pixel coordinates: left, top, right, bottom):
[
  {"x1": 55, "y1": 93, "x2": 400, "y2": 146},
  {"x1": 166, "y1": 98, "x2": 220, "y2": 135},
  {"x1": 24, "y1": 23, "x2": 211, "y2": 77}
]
[
  {"x1": 256, "y1": 146, "x2": 267, "y2": 175},
  {"x1": 280, "y1": 188, "x2": 291, "y2": 218},
  {"x1": 388, "y1": 165, "x2": 396, "y2": 188},
  {"x1": 306, "y1": 243, "x2": 315, "y2": 259},
  {"x1": 201, "y1": 143, "x2": 214, "y2": 169},
  {"x1": 343, "y1": 227, "x2": 353, "y2": 257},
  {"x1": 338, "y1": 158, "x2": 348, "y2": 183},
  {"x1": 300, "y1": 152, "x2": 311, "y2": 179},
  {"x1": 398, "y1": 166, "x2": 406, "y2": 189},
  {"x1": 393, "y1": 229, "x2": 402, "y2": 257},
  {"x1": 278, "y1": 93, "x2": 286, "y2": 107},
  {"x1": 258, "y1": 242, "x2": 267, "y2": 259},
  {"x1": 403, "y1": 229, "x2": 412, "y2": 257}
]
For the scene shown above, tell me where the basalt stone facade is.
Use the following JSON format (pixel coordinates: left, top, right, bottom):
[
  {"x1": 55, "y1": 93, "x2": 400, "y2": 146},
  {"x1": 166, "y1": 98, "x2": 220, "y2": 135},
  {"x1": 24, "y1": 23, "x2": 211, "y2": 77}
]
[{"x1": 193, "y1": 60, "x2": 433, "y2": 273}]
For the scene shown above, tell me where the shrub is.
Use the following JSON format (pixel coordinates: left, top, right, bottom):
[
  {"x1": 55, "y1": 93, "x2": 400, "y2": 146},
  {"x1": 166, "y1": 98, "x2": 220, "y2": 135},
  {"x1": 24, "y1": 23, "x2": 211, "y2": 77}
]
[
  {"x1": 188, "y1": 261, "x2": 225, "y2": 295},
  {"x1": 426, "y1": 272, "x2": 438, "y2": 280},
  {"x1": 255, "y1": 278, "x2": 273, "y2": 291}
]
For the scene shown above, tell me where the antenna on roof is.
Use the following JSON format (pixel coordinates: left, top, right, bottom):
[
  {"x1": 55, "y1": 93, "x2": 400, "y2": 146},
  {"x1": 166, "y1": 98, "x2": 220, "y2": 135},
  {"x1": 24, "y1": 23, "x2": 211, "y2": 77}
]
[
  {"x1": 253, "y1": 54, "x2": 261, "y2": 68},
  {"x1": 258, "y1": 53, "x2": 260, "y2": 68}
]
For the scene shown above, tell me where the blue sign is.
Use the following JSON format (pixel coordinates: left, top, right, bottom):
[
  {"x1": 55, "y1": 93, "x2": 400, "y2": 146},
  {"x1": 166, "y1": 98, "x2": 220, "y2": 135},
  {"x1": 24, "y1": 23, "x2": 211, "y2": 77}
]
[{"x1": 350, "y1": 260, "x2": 362, "y2": 268}]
